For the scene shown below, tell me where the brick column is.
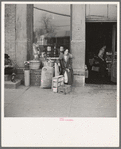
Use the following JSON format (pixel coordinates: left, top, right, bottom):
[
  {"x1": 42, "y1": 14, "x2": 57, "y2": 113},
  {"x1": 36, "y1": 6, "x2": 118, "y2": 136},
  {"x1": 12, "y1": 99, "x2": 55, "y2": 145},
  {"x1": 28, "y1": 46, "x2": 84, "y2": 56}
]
[
  {"x1": 27, "y1": 4, "x2": 33, "y2": 61},
  {"x1": 16, "y1": 4, "x2": 33, "y2": 67},
  {"x1": 71, "y1": 4, "x2": 85, "y2": 86},
  {"x1": 5, "y1": 4, "x2": 16, "y2": 62}
]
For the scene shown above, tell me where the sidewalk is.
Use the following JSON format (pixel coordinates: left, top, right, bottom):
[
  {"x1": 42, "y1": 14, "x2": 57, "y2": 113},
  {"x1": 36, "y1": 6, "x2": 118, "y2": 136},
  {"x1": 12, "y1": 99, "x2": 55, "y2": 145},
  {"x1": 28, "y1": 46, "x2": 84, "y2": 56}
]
[{"x1": 4, "y1": 84, "x2": 117, "y2": 117}]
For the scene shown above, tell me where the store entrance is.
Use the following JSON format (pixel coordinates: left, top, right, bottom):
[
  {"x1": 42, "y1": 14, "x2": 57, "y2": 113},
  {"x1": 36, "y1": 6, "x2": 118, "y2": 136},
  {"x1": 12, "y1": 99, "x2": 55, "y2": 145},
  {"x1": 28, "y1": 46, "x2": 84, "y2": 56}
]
[{"x1": 85, "y1": 22, "x2": 117, "y2": 84}]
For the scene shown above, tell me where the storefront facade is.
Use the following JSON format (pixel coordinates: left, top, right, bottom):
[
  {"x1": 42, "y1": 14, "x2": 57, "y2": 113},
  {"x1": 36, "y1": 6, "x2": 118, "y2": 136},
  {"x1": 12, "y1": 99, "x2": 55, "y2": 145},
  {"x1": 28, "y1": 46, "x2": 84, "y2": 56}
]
[
  {"x1": 71, "y1": 4, "x2": 117, "y2": 85},
  {"x1": 5, "y1": 4, "x2": 117, "y2": 85}
]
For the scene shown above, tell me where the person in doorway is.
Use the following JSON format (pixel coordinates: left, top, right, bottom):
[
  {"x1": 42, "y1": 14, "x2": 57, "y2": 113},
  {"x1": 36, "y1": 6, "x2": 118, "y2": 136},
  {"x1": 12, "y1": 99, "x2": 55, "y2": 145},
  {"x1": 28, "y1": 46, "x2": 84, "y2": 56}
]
[
  {"x1": 59, "y1": 49, "x2": 73, "y2": 85},
  {"x1": 98, "y1": 45, "x2": 107, "y2": 77},
  {"x1": 4, "y1": 54, "x2": 16, "y2": 82}
]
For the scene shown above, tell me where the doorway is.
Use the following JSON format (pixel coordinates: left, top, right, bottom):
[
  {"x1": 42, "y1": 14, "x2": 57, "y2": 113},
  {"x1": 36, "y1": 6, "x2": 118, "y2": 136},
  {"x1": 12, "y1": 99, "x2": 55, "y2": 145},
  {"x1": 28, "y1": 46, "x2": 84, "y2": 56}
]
[{"x1": 85, "y1": 22, "x2": 117, "y2": 84}]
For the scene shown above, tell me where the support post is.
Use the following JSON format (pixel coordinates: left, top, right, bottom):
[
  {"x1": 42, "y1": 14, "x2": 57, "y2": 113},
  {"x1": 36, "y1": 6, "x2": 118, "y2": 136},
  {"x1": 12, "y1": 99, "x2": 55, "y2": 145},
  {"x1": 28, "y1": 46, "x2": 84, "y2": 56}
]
[{"x1": 71, "y1": 4, "x2": 86, "y2": 86}]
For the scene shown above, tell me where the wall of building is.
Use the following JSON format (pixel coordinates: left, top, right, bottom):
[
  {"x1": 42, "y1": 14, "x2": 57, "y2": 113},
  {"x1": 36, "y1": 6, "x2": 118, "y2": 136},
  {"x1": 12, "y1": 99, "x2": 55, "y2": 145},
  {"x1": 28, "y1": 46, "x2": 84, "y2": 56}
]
[
  {"x1": 86, "y1": 4, "x2": 117, "y2": 22},
  {"x1": 5, "y1": 4, "x2": 33, "y2": 68},
  {"x1": 5, "y1": 4, "x2": 16, "y2": 62},
  {"x1": 71, "y1": 4, "x2": 85, "y2": 86},
  {"x1": 71, "y1": 4, "x2": 117, "y2": 86},
  {"x1": 27, "y1": 4, "x2": 34, "y2": 60}
]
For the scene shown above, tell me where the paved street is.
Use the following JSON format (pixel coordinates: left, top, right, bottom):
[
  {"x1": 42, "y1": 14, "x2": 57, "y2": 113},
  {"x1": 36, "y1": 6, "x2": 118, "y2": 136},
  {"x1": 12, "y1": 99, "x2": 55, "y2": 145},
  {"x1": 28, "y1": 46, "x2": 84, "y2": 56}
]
[{"x1": 4, "y1": 85, "x2": 117, "y2": 117}]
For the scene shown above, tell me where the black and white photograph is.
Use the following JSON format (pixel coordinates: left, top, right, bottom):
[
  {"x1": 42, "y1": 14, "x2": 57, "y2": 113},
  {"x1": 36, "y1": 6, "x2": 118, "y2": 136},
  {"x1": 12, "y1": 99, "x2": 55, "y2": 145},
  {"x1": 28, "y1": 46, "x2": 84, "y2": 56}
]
[{"x1": 1, "y1": 1, "x2": 119, "y2": 147}]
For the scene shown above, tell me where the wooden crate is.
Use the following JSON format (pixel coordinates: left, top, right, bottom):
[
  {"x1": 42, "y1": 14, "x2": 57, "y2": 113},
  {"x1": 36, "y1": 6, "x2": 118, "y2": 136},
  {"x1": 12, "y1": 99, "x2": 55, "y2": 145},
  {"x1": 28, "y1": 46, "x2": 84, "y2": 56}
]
[
  {"x1": 58, "y1": 85, "x2": 71, "y2": 95},
  {"x1": 52, "y1": 75, "x2": 64, "y2": 93},
  {"x1": 52, "y1": 75, "x2": 64, "y2": 87}
]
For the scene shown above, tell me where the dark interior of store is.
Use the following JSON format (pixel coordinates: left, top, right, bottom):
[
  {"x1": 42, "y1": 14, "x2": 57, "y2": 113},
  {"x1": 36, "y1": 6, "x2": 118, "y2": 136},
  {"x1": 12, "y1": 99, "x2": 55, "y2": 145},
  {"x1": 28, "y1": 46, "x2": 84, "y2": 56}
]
[{"x1": 85, "y1": 22, "x2": 117, "y2": 84}]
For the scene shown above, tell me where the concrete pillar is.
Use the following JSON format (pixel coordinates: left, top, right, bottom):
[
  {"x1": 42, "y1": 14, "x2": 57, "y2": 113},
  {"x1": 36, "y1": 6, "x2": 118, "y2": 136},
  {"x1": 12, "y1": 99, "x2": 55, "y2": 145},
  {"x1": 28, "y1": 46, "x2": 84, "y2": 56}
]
[
  {"x1": 16, "y1": 4, "x2": 33, "y2": 67},
  {"x1": 5, "y1": 4, "x2": 16, "y2": 62},
  {"x1": 71, "y1": 4, "x2": 85, "y2": 86},
  {"x1": 27, "y1": 5, "x2": 33, "y2": 61}
]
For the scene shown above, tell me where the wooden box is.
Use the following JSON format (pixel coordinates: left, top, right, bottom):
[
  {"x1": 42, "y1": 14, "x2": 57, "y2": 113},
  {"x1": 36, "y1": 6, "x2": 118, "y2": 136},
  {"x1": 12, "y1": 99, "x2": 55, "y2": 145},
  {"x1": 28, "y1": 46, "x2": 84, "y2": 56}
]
[
  {"x1": 58, "y1": 85, "x2": 71, "y2": 95},
  {"x1": 52, "y1": 75, "x2": 64, "y2": 92}
]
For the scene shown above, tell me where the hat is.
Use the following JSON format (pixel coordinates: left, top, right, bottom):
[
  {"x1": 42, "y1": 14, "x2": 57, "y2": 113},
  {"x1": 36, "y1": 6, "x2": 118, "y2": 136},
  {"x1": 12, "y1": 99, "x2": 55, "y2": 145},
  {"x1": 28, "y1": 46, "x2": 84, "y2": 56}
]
[{"x1": 5, "y1": 54, "x2": 10, "y2": 59}]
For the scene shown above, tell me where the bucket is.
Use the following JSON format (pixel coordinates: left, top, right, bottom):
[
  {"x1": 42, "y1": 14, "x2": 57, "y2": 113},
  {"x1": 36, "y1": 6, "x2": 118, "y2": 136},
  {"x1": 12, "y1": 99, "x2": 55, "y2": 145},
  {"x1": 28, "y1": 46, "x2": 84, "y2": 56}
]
[{"x1": 29, "y1": 60, "x2": 40, "y2": 69}]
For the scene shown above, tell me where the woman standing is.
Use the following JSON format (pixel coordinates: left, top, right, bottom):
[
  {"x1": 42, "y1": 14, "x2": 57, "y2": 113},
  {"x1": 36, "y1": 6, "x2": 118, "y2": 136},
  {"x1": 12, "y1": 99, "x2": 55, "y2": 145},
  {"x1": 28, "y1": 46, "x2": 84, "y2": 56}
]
[
  {"x1": 98, "y1": 45, "x2": 107, "y2": 77},
  {"x1": 59, "y1": 49, "x2": 73, "y2": 85}
]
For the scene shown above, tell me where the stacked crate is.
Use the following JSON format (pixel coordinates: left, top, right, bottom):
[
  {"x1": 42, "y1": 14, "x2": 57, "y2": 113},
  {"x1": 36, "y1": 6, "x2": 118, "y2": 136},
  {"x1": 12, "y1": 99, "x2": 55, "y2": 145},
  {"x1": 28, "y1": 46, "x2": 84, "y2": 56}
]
[
  {"x1": 58, "y1": 84, "x2": 72, "y2": 95},
  {"x1": 52, "y1": 75, "x2": 64, "y2": 93},
  {"x1": 30, "y1": 69, "x2": 41, "y2": 86}
]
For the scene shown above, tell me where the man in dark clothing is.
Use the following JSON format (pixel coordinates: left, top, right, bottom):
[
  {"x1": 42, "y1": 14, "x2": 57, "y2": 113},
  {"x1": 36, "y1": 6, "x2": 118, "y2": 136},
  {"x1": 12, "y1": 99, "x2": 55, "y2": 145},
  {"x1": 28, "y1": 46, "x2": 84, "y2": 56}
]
[{"x1": 98, "y1": 46, "x2": 107, "y2": 77}]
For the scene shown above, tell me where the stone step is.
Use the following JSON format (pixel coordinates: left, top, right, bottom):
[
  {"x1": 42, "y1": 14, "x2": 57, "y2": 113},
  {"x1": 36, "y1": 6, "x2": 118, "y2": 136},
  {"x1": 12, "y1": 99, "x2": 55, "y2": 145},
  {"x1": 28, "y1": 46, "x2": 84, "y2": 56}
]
[{"x1": 5, "y1": 79, "x2": 21, "y2": 89}]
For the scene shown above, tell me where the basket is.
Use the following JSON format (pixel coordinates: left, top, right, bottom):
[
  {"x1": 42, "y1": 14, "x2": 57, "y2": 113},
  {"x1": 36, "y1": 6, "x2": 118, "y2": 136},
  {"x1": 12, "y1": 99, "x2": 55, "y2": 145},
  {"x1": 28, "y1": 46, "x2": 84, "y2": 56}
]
[{"x1": 29, "y1": 60, "x2": 40, "y2": 69}]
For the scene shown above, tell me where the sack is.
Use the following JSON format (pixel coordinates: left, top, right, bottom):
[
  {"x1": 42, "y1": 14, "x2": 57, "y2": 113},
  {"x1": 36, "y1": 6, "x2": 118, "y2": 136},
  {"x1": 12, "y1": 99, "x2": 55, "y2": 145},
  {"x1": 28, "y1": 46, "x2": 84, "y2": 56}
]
[
  {"x1": 64, "y1": 71, "x2": 68, "y2": 83},
  {"x1": 41, "y1": 66, "x2": 53, "y2": 88}
]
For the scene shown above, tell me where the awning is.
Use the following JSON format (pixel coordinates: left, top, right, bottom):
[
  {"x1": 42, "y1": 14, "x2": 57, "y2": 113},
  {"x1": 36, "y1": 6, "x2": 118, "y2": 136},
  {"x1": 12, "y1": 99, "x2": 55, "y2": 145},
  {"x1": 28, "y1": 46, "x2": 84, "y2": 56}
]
[{"x1": 41, "y1": 30, "x2": 70, "y2": 38}]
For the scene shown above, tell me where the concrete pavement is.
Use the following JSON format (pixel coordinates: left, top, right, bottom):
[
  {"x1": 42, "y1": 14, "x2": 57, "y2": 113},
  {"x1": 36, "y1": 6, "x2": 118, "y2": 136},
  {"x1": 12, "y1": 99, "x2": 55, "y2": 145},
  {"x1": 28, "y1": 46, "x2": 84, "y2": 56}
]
[{"x1": 4, "y1": 85, "x2": 117, "y2": 117}]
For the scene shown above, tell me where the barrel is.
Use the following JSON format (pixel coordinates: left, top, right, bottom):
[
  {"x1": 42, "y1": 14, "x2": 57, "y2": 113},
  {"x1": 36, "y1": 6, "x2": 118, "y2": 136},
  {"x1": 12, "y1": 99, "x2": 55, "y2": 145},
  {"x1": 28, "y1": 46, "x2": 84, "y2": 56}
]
[{"x1": 41, "y1": 66, "x2": 53, "y2": 88}]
